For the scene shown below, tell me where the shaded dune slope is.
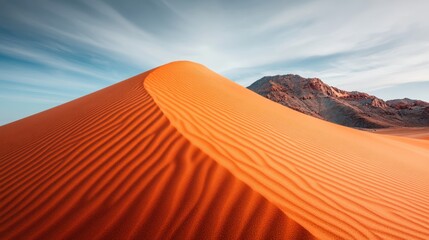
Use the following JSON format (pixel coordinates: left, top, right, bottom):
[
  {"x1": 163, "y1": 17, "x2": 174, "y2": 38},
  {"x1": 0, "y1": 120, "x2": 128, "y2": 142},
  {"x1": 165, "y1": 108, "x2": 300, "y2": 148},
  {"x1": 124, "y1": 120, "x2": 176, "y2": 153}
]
[
  {"x1": 145, "y1": 62, "x2": 429, "y2": 239},
  {"x1": 0, "y1": 71, "x2": 313, "y2": 239}
]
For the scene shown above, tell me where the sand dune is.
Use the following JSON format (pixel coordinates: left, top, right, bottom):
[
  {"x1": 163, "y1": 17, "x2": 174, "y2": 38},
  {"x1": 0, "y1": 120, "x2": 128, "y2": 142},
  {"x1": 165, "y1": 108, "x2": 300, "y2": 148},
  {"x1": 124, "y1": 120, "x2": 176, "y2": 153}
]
[
  {"x1": 145, "y1": 62, "x2": 429, "y2": 239},
  {"x1": 1, "y1": 61, "x2": 429, "y2": 239},
  {"x1": 375, "y1": 127, "x2": 429, "y2": 140},
  {"x1": 0, "y1": 70, "x2": 312, "y2": 239}
]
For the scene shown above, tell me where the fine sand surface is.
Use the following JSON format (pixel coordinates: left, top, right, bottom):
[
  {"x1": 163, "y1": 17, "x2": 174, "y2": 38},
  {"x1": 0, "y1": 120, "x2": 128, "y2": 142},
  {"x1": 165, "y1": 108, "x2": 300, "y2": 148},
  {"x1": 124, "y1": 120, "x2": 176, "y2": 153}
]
[
  {"x1": 145, "y1": 62, "x2": 429, "y2": 239},
  {"x1": 1, "y1": 61, "x2": 428, "y2": 239},
  {"x1": 374, "y1": 127, "x2": 429, "y2": 140},
  {"x1": 0, "y1": 71, "x2": 313, "y2": 239}
]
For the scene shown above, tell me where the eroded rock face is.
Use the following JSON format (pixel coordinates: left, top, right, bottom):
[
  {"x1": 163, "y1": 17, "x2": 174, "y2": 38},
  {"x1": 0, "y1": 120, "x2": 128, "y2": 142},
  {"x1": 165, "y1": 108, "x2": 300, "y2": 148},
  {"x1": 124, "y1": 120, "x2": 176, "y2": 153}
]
[
  {"x1": 387, "y1": 98, "x2": 429, "y2": 109},
  {"x1": 248, "y1": 75, "x2": 429, "y2": 128}
]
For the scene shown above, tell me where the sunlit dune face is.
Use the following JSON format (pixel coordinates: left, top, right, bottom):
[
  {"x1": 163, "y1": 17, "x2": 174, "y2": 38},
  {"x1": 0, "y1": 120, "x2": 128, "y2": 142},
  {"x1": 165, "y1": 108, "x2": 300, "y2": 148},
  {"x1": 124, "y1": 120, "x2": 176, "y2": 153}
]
[{"x1": 146, "y1": 61, "x2": 429, "y2": 239}]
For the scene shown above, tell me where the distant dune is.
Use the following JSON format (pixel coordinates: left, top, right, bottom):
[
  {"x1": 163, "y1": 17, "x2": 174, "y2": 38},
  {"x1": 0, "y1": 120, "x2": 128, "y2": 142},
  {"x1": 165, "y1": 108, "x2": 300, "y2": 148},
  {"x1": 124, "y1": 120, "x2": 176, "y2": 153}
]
[
  {"x1": 1, "y1": 61, "x2": 429, "y2": 239},
  {"x1": 248, "y1": 74, "x2": 429, "y2": 128},
  {"x1": 375, "y1": 127, "x2": 429, "y2": 140}
]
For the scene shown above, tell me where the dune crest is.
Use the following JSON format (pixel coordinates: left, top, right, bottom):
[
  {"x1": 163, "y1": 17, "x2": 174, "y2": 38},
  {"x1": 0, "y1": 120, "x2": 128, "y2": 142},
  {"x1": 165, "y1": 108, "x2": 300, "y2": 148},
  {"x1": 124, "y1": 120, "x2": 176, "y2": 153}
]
[
  {"x1": 0, "y1": 70, "x2": 313, "y2": 239},
  {"x1": 145, "y1": 61, "x2": 429, "y2": 239}
]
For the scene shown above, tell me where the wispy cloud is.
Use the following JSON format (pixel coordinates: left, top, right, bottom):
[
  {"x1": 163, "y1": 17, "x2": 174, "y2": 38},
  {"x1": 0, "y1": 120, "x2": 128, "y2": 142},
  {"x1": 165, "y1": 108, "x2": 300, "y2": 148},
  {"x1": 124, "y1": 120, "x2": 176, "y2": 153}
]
[{"x1": 1, "y1": 0, "x2": 429, "y2": 124}]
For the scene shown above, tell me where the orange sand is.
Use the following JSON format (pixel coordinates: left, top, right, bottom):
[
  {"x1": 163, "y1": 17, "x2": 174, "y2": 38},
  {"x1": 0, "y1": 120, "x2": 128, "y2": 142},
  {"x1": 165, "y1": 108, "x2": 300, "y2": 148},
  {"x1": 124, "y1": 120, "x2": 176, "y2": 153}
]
[
  {"x1": 145, "y1": 62, "x2": 429, "y2": 239},
  {"x1": 1, "y1": 61, "x2": 429, "y2": 239},
  {"x1": 0, "y1": 70, "x2": 312, "y2": 239},
  {"x1": 374, "y1": 127, "x2": 429, "y2": 140}
]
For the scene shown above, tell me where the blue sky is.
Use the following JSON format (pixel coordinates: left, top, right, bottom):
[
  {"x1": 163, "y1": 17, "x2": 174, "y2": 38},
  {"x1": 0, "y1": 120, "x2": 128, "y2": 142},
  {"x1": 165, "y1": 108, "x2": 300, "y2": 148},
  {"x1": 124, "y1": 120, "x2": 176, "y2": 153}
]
[{"x1": 1, "y1": 0, "x2": 429, "y2": 125}]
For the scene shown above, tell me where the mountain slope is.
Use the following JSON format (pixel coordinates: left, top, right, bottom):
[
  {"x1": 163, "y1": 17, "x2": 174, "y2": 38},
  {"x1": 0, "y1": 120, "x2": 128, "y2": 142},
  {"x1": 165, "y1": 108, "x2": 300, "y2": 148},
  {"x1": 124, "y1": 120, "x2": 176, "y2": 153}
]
[{"x1": 248, "y1": 74, "x2": 429, "y2": 128}]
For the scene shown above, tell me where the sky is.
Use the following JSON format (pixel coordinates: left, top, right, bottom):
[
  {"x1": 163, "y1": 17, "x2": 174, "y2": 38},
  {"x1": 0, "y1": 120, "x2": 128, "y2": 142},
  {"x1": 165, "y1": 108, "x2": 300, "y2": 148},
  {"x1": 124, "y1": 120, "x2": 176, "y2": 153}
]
[{"x1": 1, "y1": 0, "x2": 429, "y2": 125}]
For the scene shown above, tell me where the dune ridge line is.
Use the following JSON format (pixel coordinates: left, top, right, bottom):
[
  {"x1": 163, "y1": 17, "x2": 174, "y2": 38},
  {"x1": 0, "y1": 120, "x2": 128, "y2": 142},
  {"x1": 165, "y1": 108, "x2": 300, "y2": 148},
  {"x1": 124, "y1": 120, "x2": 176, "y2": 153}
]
[
  {"x1": 0, "y1": 69, "x2": 313, "y2": 239},
  {"x1": 145, "y1": 61, "x2": 429, "y2": 239}
]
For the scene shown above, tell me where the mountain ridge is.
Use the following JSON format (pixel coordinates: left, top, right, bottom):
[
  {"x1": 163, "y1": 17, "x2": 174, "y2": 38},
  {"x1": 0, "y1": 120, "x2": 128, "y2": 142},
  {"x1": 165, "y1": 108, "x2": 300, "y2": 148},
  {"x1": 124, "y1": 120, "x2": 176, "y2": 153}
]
[{"x1": 248, "y1": 74, "x2": 429, "y2": 128}]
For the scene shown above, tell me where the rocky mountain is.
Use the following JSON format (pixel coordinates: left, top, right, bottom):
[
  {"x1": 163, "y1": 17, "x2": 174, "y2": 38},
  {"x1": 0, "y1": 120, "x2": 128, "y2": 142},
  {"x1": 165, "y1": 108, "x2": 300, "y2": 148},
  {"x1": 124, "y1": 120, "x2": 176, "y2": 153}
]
[{"x1": 248, "y1": 74, "x2": 429, "y2": 128}]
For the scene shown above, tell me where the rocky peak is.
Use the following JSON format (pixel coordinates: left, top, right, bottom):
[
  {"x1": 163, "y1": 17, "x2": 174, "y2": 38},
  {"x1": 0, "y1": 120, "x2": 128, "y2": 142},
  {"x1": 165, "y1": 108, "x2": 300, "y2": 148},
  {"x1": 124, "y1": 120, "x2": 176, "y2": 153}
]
[
  {"x1": 386, "y1": 98, "x2": 429, "y2": 110},
  {"x1": 248, "y1": 74, "x2": 429, "y2": 128}
]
